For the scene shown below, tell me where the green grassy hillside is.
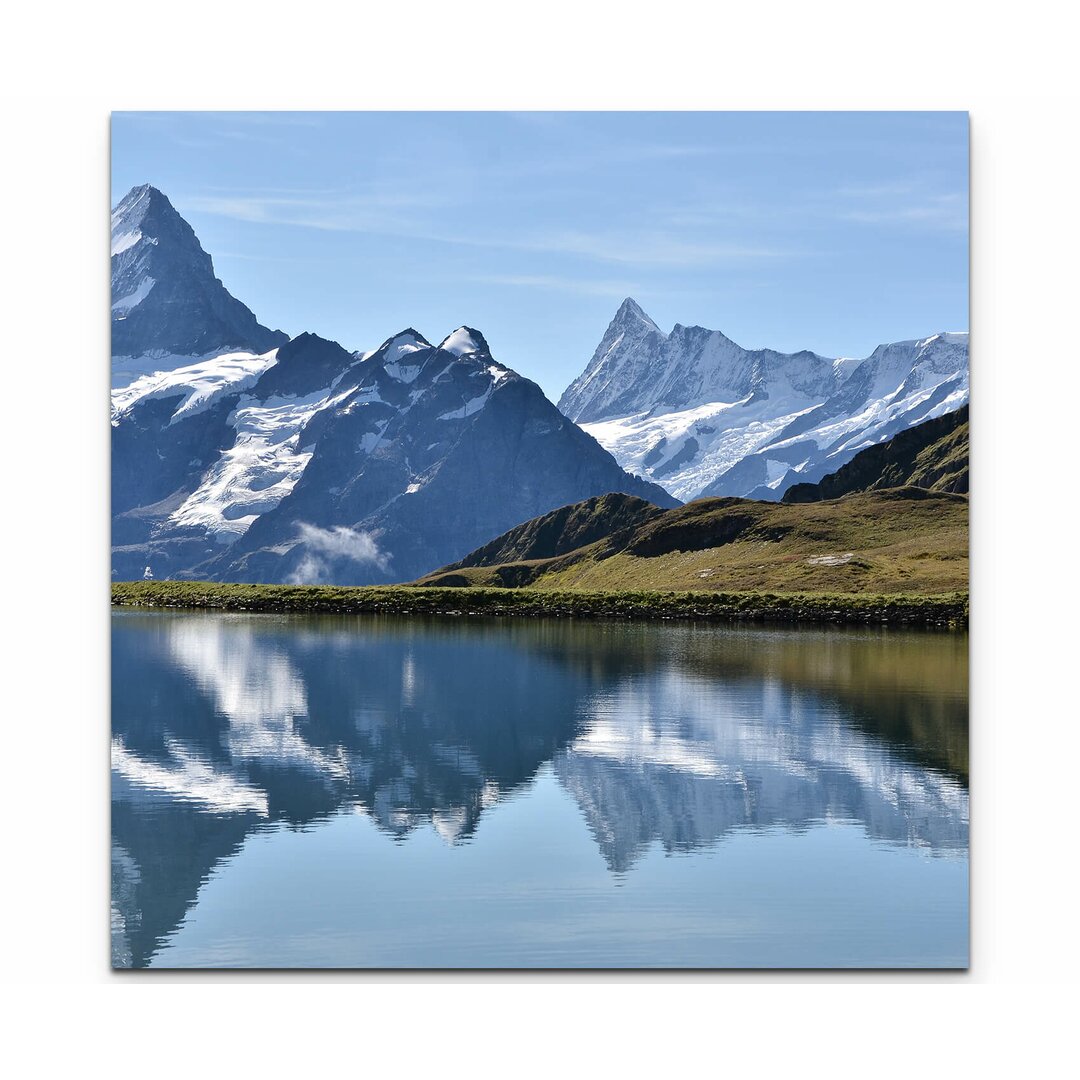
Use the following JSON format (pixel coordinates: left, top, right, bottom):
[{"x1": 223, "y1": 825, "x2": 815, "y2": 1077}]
[{"x1": 418, "y1": 488, "x2": 967, "y2": 595}]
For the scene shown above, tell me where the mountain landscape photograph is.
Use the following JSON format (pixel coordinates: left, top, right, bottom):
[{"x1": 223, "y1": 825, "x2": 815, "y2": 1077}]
[{"x1": 110, "y1": 111, "x2": 969, "y2": 969}]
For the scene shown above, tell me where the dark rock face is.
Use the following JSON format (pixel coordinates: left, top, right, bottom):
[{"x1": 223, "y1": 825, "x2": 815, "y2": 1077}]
[
  {"x1": 445, "y1": 492, "x2": 666, "y2": 570},
  {"x1": 249, "y1": 332, "x2": 354, "y2": 399},
  {"x1": 625, "y1": 508, "x2": 764, "y2": 558},
  {"x1": 782, "y1": 406, "x2": 969, "y2": 503},
  {"x1": 207, "y1": 331, "x2": 679, "y2": 585},
  {"x1": 113, "y1": 323, "x2": 679, "y2": 585},
  {"x1": 111, "y1": 184, "x2": 286, "y2": 364},
  {"x1": 110, "y1": 388, "x2": 246, "y2": 581}
]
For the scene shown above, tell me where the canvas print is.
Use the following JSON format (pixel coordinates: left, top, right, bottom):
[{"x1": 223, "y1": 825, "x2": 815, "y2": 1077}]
[{"x1": 110, "y1": 112, "x2": 969, "y2": 969}]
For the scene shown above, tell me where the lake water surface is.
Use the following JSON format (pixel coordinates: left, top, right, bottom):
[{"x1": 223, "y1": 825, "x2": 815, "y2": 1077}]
[{"x1": 111, "y1": 610, "x2": 968, "y2": 968}]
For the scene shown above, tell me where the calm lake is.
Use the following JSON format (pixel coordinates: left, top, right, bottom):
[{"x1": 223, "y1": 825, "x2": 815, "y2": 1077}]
[{"x1": 111, "y1": 609, "x2": 968, "y2": 969}]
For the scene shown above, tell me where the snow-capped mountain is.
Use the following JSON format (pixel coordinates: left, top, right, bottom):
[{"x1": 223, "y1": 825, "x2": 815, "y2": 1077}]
[
  {"x1": 111, "y1": 186, "x2": 677, "y2": 584},
  {"x1": 558, "y1": 299, "x2": 969, "y2": 502},
  {"x1": 112, "y1": 321, "x2": 677, "y2": 584},
  {"x1": 111, "y1": 184, "x2": 287, "y2": 387}
]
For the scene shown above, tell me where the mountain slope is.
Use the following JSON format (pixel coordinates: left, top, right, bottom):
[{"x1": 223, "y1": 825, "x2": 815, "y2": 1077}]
[
  {"x1": 418, "y1": 488, "x2": 968, "y2": 596},
  {"x1": 560, "y1": 297, "x2": 837, "y2": 424},
  {"x1": 560, "y1": 299, "x2": 968, "y2": 502},
  {"x1": 112, "y1": 323, "x2": 678, "y2": 585},
  {"x1": 111, "y1": 184, "x2": 287, "y2": 386},
  {"x1": 557, "y1": 298, "x2": 669, "y2": 423},
  {"x1": 441, "y1": 493, "x2": 666, "y2": 572},
  {"x1": 206, "y1": 329, "x2": 678, "y2": 584},
  {"x1": 111, "y1": 188, "x2": 680, "y2": 585},
  {"x1": 783, "y1": 406, "x2": 968, "y2": 503}
]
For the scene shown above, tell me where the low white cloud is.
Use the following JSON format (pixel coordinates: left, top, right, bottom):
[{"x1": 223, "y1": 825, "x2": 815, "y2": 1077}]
[{"x1": 287, "y1": 523, "x2": 390, "y2": 584}]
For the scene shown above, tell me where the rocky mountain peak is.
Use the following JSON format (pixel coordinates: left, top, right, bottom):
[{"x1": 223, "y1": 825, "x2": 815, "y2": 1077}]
[
  {"x1": 612, "y1": 297, "x2": 660, "y2": 332},
  {"x1": 111, "y1": 184, "x2": 287, "y2": 381},
  {"x1": 111, "y1": 184, "x2": 201, "y2": 262},
  {"x1": 438, "y1": 326, "x2": 490, "y2": 357},
  {"x1": 561, "y1": 300, "x2": 969, "y2": 504}
]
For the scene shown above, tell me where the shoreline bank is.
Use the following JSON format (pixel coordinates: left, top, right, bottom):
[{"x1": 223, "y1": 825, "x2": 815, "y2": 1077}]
[{"x1": 111, "y1": 581, "x2": 968, "y2": 629}]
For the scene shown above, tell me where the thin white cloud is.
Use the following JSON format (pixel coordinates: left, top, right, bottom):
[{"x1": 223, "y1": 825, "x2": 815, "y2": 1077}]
[
  {"x1": 187, "y1": 188, "x2": 448, "y2": 230},
  {"x1": 833, "y1": 183, "x2": 967, "y2": 232},
  {"x1": 836, "y1": 181, "x2": 920, "y2": 198},
  {"x1": 189, "y1": 189, "x2": 794, "y2": 268},
  {"x1": 521, "y1": 229, "x2": 789, "y2": 266},
  {"x1": 838, "y1": 193, "x2": 967, "y2": 231}
]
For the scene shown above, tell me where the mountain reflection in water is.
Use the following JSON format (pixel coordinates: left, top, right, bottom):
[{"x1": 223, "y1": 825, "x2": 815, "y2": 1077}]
[{"x1": 111, "y1": 610, "x2": 968, "y2": 968}]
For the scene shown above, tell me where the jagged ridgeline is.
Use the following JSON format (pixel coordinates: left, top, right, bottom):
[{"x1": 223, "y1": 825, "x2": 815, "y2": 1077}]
[
  {"x1": 560, "y1": 298, "x2": 968, "y2": 503},
  {"x1": 110, "y1": 187, "x2": 677, "y2": 585},
  {"x1": 111, "y1": 186, "x2": 967, "y2": 588},
  {"x1": 111, "y1": 184, "x2": 287, "y2": 385}
]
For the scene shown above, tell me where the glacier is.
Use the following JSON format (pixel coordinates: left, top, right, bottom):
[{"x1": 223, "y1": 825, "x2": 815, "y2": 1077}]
[
  {"x1": 112, "y1": 321, "x2": 676, "y2": 584},
  {"x1": 559, "y1": 299, "x2": 969, "y2": 502}
]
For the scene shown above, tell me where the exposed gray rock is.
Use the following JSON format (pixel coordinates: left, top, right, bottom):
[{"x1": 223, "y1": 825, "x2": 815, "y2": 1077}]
[
  {"x1": 559, "y1": 298, "x2": 969, "y2": 502},
  {"x1": 111, "y1": 184, "x2": 286, "y2": 382}
]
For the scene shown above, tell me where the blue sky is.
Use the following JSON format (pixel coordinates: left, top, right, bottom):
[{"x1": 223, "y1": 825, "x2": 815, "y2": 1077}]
[{"x1": 112, "y1": 112, "x2": 968, "y2": 401}]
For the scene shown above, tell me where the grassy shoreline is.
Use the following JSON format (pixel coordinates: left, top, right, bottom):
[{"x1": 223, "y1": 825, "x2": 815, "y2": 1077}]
[{"x1": 112, "y1": 581, "x2": 968, "y2": 628}]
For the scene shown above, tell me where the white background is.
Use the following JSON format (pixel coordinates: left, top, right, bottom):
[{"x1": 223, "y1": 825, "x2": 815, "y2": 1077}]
[{"x1": 2, "y1": 0, "x2": 1078, "y2": 1072}]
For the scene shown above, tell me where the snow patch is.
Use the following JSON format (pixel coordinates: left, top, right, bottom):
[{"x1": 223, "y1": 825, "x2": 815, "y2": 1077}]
[
  {"x1": 111, "y1": 349, "x2": 279, "y2": 427},
  {"x1": 380, "y1": 333, "x2": 429, "y2": 381},
  {"x1": 764, "y1": 459, "x2": 791, "y2": 486},
  {"x1": 384, "y1": 361, "x2": 424, "y2": 384},
  {"x1": 111, "y1": 230, "x2": 142, "y2": 257},
  {"x1": 111, "y1": 275, "x2": 156, "y2": 314},
  {"x1": 439, "y1": 328, "x2": 482, "y2": 357},
  {"x1": 358, "y1": 423, "x2": 389, "y2": 453},
  {"x1": 583, "y1": 398, "x2": 817, "y2": 502},
  {"x1": 112, "y1": 349, "x2": 233, "y2": 390},
  {"x1": 169, "y1": 384, "x2": 349, "y2": 542},
  {"x1": 438, "y1": 388, "x2": 492, "y2": 420}
]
